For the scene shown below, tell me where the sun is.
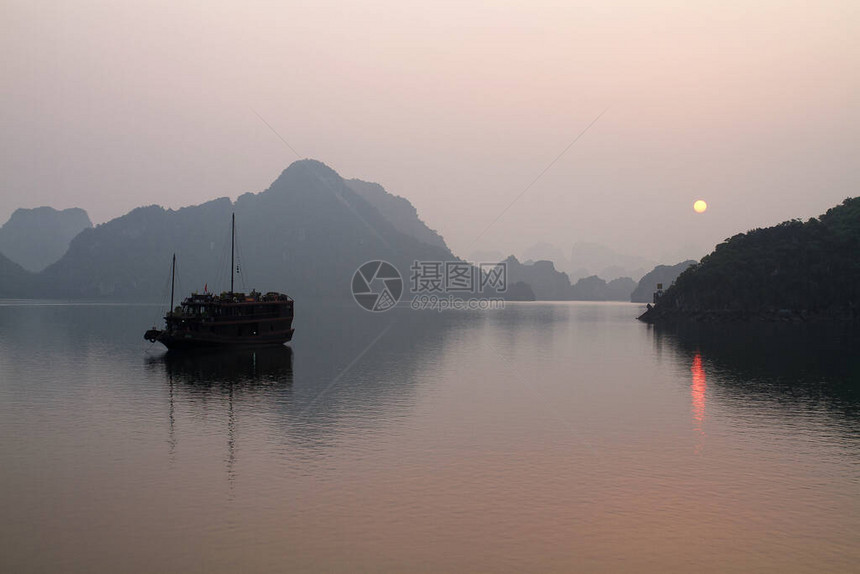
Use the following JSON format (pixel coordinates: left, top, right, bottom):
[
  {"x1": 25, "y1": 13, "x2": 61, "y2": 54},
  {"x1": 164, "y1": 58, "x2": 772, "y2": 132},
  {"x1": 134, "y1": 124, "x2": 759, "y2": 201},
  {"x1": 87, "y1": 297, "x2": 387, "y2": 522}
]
[{"x1": 693, "y1": 200, "x2": 708, "y2": 213}]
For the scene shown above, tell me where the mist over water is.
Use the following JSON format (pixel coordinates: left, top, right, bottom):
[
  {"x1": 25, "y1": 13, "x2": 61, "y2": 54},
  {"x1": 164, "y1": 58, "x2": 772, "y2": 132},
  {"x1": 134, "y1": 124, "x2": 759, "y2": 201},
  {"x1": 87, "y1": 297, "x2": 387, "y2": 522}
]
[{"x1": 1, "y1": 302, "x2": 857, "y2": 573}]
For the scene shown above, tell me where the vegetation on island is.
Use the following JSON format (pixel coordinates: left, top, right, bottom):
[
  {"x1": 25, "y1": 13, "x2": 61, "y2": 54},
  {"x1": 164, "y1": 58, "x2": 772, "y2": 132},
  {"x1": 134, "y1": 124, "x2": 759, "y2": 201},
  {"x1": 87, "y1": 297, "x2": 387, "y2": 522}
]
[
  {"x1": 640, "y1": 197, "x2": 860, "y2": 321},
  {"x1": 630, "y1": 260, "x2": 697, "y2": 303}
]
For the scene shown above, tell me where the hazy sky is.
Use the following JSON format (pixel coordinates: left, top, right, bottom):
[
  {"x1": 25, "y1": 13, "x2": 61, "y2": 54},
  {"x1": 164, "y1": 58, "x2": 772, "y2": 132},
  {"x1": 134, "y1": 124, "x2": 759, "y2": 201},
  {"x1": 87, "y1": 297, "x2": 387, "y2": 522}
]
[{"x1": 2, "y1": 0, "x2": 858, "y2": 263}]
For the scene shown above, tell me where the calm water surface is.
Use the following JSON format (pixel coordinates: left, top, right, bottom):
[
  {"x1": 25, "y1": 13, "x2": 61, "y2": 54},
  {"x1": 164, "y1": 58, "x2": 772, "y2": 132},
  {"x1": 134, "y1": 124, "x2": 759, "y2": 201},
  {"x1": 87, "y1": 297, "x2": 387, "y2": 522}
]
[{"x1": 1, "y1": 301, "x2": 858, "y2": 573}]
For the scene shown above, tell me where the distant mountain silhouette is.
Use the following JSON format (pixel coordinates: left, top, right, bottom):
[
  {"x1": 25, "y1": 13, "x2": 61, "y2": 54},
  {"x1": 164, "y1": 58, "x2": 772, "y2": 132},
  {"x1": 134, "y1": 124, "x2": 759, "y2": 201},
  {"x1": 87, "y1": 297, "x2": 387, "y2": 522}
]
[
  {"x1": 606, "y1": 277, "x2": 638, "y2": 300},
  {"x1": 568, "y1": 242, "x2": 654, "y2": 282},
  {"x1": 567, "y1": 275, "x2": 606, "y2": 300},
  {"x1": 521, "y1": 242, "x2": 569, "y2": 270},
  {"x1": 505, "y1": 256, "x2": 574, "y2": 300},
  {"x1": 503, "y1": 281, "x2": 537, "y2": 301},
  {"x1": 640, "y1": 198, "x2": 860, "y2": 321},
  {"x1": 0, "y1": 207, "x2": 92, "y2": 272},
  {"x1": 35, "y1": 160, "x2": 453, "y2": 300},
  {"x1": 467, "y1": 249, "x2": 506, "y2": 264},
  {"x1": 0, "y1": 252, "x2": 35, "y2": 297},
  {"x1": 630, "y1": 260, "x2": 697, "y2": 303},
  {"x1": 504, "y1": 256, "x2": 635, "y2": 301},
  {"x1": 514, "y1": 241, "x2": 653, "y2": 283},
  {"x1": 344, "y1": 179, "x2": 449, "y2": 250},
  {"x1": 570, "y1": 275, "x2": 638, "y2": 301}
]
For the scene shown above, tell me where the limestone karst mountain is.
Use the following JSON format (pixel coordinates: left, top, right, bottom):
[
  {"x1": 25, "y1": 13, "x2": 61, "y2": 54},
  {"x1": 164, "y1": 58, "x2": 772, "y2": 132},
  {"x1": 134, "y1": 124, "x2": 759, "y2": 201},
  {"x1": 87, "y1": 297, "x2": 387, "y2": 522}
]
[{"x1": 0, "y1": 207, "x2": 92, "y2": 272}]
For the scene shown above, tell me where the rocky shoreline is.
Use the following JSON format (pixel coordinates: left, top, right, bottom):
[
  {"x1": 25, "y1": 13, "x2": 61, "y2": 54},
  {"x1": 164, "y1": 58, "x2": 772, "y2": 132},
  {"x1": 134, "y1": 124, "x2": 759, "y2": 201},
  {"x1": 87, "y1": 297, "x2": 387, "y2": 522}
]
[{"x1": 637, "y1": 305, "x2": 858, "y2": 324}]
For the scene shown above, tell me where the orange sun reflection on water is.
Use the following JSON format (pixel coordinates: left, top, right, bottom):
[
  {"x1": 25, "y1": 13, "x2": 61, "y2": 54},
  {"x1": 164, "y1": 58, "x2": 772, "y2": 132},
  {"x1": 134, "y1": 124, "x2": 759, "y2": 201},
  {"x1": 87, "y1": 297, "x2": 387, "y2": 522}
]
[{"x1": 691, "y1": 353, "x2": 707, "y2": 451}]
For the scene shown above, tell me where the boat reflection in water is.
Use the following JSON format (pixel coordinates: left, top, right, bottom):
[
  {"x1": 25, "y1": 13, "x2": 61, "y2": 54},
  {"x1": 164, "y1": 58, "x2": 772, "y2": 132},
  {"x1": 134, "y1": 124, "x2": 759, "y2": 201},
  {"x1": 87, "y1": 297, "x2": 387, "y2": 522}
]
[
  {"x1": 145, "y1": 346, "x2": 294, "y2": 485},
  {"x1": 153, "y1": 345, "x2": 295, "y2": 387}
]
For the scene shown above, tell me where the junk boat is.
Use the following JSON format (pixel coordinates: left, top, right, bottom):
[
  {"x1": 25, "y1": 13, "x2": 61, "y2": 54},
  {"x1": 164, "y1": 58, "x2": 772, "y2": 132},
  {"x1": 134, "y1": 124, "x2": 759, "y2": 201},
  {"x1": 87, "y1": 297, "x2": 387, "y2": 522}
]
[{"x1": 144, "y1": 215, "x2": 294, "y2": 350}]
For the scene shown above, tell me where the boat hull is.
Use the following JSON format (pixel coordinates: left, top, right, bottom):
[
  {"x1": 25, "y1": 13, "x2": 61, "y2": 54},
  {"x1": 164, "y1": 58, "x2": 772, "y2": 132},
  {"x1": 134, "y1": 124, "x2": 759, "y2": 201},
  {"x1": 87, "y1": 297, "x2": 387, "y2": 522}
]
[{"x1": 148, "y1": 328, "x2": 294, "y2": 350}]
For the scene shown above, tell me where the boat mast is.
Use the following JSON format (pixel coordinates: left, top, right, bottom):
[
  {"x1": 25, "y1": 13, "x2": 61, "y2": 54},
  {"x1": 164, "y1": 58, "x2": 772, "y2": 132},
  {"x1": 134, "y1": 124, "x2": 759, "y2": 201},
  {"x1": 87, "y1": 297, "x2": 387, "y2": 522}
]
[
  {"x1": 170, "y1": 253, "x2": 176, "y2": 315},
  {"x1": 230, "y1": 213, "x2": 235, "y2": 294}
]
